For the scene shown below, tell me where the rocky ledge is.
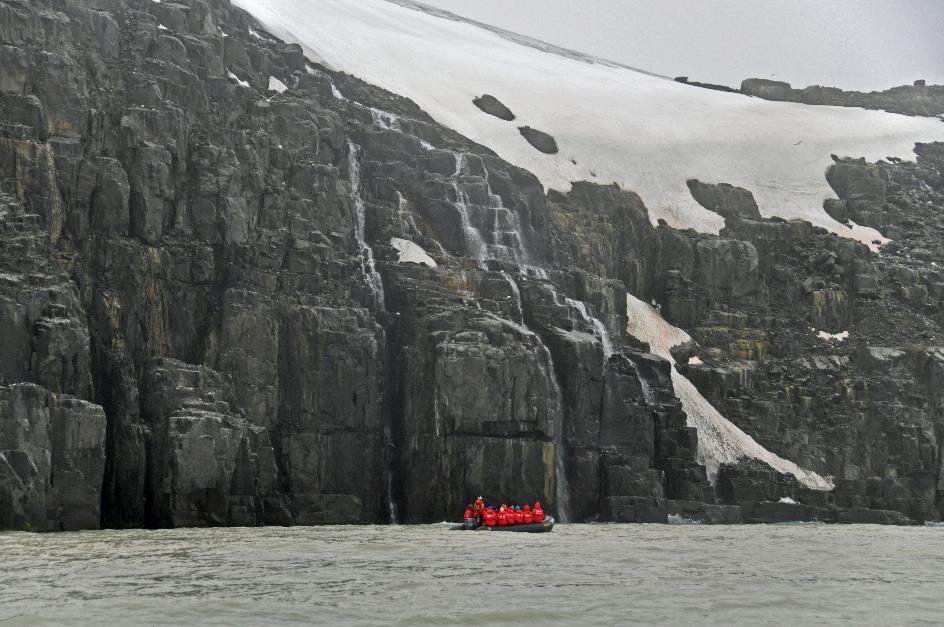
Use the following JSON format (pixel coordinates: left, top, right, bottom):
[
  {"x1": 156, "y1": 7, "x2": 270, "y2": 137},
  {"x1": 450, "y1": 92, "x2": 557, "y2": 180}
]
[{"x1": 741, "y1": 78, "x2": 944, "y2": 118}]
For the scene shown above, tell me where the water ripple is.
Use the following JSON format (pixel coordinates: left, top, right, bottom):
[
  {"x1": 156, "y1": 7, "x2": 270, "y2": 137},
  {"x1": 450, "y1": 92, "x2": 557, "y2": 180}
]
[{"x1": 0, "y1": 524, "x2": 942, "y2": 624}]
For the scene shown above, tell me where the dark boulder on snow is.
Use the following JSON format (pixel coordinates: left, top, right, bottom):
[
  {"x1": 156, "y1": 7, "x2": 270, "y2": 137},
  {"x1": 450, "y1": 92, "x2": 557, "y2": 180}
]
[
  {"x1": 687, "y1": 179, "x2": 763, "y2": 222},
  {"x1": 518, "y1": 126, "x2": 559, "y2": 154},
  {"x1": 473, "y1": 94, "x2": 515, "y2": 121}
]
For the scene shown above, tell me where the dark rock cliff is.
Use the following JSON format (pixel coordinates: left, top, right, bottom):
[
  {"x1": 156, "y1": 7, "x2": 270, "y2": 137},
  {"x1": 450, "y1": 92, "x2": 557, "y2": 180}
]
[{"x1": 1, "y1": 0, "x2": 943, "y2": 529}]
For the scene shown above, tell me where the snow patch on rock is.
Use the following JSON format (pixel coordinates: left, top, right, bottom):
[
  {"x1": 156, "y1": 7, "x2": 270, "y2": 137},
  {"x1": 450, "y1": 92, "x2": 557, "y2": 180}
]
[
  {"x1": 816, "y1": 329, "x2": 849, "y2": 342},
  {"x1": 268, "y1": 76, "x2": 288, "y2": 93},
  {"x1": 391, "y1": 237, "x2": 437, "y2": 267},
  {"x1": 626, "y1": 294, "x2": 833, "y2": 491},
  {"x1": 227, "y1": 70, "x2": 250, "y2": 88}
]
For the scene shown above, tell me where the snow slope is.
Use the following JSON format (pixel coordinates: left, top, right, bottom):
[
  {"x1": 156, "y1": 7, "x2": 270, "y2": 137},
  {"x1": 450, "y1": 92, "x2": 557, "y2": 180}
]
[
  {"x1": 234, "y1": 0, "x2": 944, "y2": 245},
  {"x1": 626, "y1": 295, "x2": 833, "y2": 490}
]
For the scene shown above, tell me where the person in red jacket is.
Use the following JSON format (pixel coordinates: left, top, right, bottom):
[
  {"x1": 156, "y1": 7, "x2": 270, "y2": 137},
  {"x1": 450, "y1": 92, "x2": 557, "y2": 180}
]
[
  {"x1": 522, "y1": 505, "x2": 533, "y2": 524},
  {"x1": 514, "y1": 507, "x2": 524, "y2": 524},
  {"x1": 472, "y1": 497, "x2": 485, "y2": 523},
  {"x1": 497, "y1": 508, "x2": 508, "y2": 526},
  {"x1": 532, "y1": 501, "x2": 544, "y2": 523},
  {"x1": 463, "y1": 505, "x2": 472, "y2": 521},
  {"x1": 483, "y1": 507, "x2": 497, "y2": 527}
]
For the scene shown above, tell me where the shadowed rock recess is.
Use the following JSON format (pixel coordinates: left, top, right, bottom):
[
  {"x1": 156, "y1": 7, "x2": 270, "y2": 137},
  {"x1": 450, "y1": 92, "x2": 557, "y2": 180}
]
[{"x1": 1, "y1": 0, "x2": 943, "y2": 530}]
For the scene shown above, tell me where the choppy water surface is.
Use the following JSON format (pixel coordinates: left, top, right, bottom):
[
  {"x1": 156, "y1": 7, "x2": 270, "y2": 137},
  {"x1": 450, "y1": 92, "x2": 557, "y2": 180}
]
[{"x1": 1, "y1": 523, "x2": 942, "y2": 625}]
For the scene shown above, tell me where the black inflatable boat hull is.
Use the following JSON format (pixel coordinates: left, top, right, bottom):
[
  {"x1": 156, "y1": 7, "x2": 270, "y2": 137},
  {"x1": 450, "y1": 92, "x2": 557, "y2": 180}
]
[{"x1": 450, "y1": 515, "x2": 555, "y2": 533}]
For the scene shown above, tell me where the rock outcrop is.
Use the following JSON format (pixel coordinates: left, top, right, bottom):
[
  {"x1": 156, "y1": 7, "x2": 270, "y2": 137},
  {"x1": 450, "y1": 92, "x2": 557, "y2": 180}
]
[
  {"x1": 741, "y1": 78, "x2": 944, "y2": 118},
  {"x1": 0, "y1": 384, "x2": 106, "y2": 530},
  {"x1": 1, "y1": 0, "x2": 943, "y2": 530}
]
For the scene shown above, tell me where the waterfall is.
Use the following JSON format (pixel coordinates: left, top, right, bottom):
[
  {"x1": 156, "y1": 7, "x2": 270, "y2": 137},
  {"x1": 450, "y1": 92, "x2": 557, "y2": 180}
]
[
  {"x1": 499, "y1": 270, "x2": 570, "y2": 521},
  {"x1": 499, "y1": 270, "x2": 525, "y2": 325},
  {"x1": 346, "y1": 140, "x2": 385, "y2": 311},
  {"x1": 450, "y1": 153, "x2": 488, "y2": 261},
  {"x1": 306, "y1": 64, "x2": 435, "y2": 153},
  {"x1": 347, "y1": 140, "x2": 401, "y2": 522},
  {"x1": 625, "y1": 293, "x2": 833, "y2": 490},
  {"x1": 628, "y1": 361, "x2": 658, "y2": 406},
  {"x1": 370, "y1": 107, "x2": 433, "y2": 149},
  {"x1": 306, "y1": 65, "x2": 347, "y2": 101},
  {"x1": 383, "y1": 419, "x2": 398, "y2": 524},
  {"x1": 351, "y1": 108, "x2": 571, "y2": 518},
  {"x1": 565, "y1": 297, "x2": 615, "y2": 362},
  {"x1": 541, "y1": 341, "x2": 571, "y2": 523},
  {"x1": 370, "y1": 107, "x2": 402, "y2": 131}
]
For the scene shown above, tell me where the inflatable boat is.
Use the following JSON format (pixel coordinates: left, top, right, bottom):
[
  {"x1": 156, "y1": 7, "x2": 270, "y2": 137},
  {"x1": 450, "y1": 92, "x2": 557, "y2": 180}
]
[{"x1": 450, "y1": 515, "x2": 555, "y2": 533}]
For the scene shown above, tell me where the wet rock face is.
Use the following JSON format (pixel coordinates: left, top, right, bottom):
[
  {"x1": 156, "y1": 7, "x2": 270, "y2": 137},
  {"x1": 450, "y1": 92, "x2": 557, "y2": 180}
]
[
  {"x1": 0, "y1": 384, "x2": 106, "y2": 530},
  {"x1": 2, "y1": 0, "x2": 943, "y2": 530},
  {"x1": 141, "y1": 358, "x2": 283, "y2": 527},
  {"x1": 473, "y1": 94, "x2": 515, "y2": 121},
  {"x1": 0, "y1": 0, "x2": 399, "y2": 528},
  {"x1": 518, "y1": 126, "x2": 559, "y2": 154},
  {"x1": 3, "y1": 0, "x2": 622, "y2": 528},
  {"x1": 671, "y1": 147, "x2": 944, "y2": 522},
  {"x1": 541, "y1": 138, "x2": 944, "y2": 522}
]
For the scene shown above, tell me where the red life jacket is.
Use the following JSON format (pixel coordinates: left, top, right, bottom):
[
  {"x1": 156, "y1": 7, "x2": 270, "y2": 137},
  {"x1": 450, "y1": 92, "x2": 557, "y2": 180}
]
[
  {"x1": 483, "y1": 509, "x2": 497, "y2": 527},
  {"x1": 463, "y1": 508, "x2": 471, "y2": 520},
  {"x1": 515, "y1": 509, "x2": 524, "y2": 524},
  {"x1": 532, "y1": 503, "x2": 544, "y2": 522},
  {"x1": 497, "y1": 511, "x2": 507, "y2": 526},
  {"x1": 523, "y1": 509, "x2": 533, "y2": 524},
  {"x1": 505, "y1": 510, "x2": 515, "y2": 525}
]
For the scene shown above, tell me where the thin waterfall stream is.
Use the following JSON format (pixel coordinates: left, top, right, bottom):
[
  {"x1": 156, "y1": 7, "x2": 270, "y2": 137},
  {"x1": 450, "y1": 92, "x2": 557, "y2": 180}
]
[
  {"x1": 347, "y1": 139, "x2": 399, "y2": 522},
  {"x1": 346, "y1": 140, "x2": 386, "y2": 311}
]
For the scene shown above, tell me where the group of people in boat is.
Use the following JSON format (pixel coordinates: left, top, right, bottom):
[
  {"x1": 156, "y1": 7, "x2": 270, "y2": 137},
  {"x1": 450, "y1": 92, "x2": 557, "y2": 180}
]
[{"x1": 465, "y1": 496, "x2": 545, "y2": 527}]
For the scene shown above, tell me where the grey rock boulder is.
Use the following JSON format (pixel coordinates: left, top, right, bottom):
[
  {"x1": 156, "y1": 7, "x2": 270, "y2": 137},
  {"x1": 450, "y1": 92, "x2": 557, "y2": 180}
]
[
  {"x1": 473, "y1": 94, "x2": 515, "y2": 121},
  {"x1": 518, "y1": 126, "x2": 559, "y2": 154},
  {"x1": 0, "y1": 383, "x2": 106, "y2": 530}
]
